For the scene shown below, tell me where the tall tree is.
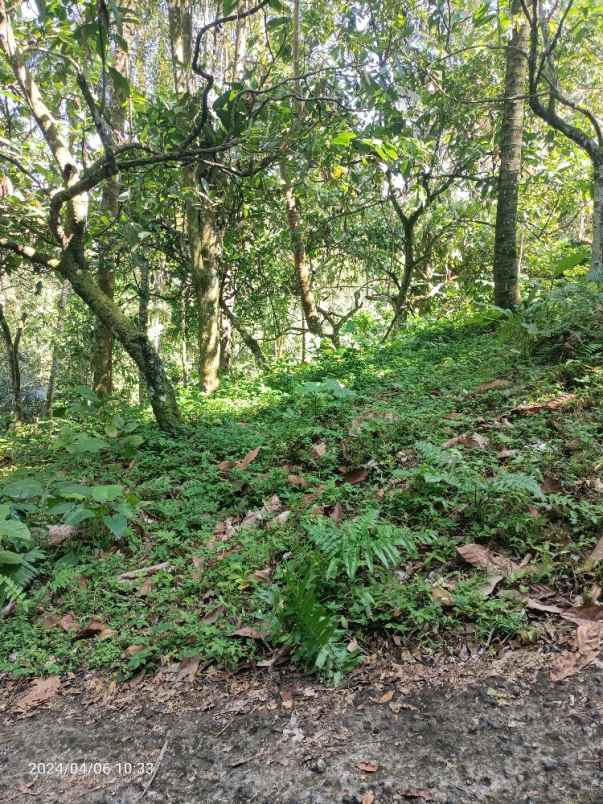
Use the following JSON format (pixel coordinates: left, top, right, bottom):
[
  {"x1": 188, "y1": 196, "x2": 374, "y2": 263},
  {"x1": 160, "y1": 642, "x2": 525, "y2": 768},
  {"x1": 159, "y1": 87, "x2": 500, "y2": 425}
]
[
  {"x1": 523, "y1": 0, "x2": 603, "y2": 277},
  {"x1": 493, "y1": 0, "x2": 529, "y2": 309}
]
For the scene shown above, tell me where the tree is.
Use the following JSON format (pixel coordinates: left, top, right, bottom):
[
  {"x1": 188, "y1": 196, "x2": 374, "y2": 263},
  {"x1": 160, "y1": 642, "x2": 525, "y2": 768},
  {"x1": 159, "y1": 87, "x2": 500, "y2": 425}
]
[
  {"x1": 522, "y1": 0, "x2": 603, "y2": 277},
  {"x1": 493, "y1": 0, "x2": 529, "y2": 309},
  {"x1": 0, "y1": 0, "x2": 181, "y2": 430}
]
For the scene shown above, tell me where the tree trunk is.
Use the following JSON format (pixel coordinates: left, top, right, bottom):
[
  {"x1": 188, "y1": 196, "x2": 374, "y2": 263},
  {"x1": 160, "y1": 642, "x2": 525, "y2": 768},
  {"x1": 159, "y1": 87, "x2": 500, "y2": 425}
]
[
  {"x1": 220, "y1": 299, "x2": 266, "y2": 369},
  {"x1": 91, "y1": 19, "x2": 130, "y2": 394},
  {"x1": 168, "y1": 0, "x2": 222, "y2": 394},
  {"x1": 281, "y1": 166, "x2": 323, "y2": 337},
  {"x1": 59, "y1": 248, "x2": 181, "y2": 431},
  {"x1": 138, "y1": 263, "x2": 150, "y2": 405},
  {"x1": 0, "y1": 304, "x2": 24, "y2": 422},
  {"x1": 493, "y1": 0, "x2": 529, "y2": 309},
  {"x1": 46, "y1": 280, "x2": 69, "y2": 418},
  {"x1": 593, "y1": 156, "x2": 603, "y2": 278},
  {"x1": 188, "y1": 196, "x2": 222, "y2": 393}
]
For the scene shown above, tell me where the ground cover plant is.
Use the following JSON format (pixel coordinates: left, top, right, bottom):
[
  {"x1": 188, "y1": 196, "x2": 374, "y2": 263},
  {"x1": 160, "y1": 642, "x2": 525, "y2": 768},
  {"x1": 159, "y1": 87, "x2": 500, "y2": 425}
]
[{"x1": 2, "y1": 293, "x2": 603, "y2": 684}]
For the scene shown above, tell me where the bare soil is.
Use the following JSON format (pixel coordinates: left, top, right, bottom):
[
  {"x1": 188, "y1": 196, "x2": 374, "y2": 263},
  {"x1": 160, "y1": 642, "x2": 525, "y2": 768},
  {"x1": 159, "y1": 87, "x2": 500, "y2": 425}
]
[{"x1": 1, "y1": 648, "x2": 602, "y2": 804}]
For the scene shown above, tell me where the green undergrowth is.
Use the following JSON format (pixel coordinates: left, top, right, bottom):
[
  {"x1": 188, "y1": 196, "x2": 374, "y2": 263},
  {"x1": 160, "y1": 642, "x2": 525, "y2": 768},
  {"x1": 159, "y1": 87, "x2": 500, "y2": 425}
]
[{"x1": 2, "y1": 289, "x2": 603, "y2": 683}]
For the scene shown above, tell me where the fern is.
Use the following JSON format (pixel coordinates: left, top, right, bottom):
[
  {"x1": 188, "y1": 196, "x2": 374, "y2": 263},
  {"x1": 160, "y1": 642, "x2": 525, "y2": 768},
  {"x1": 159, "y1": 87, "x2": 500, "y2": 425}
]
[{"x1": 303, "y1": 510, "x2": 436, "y2": 580}]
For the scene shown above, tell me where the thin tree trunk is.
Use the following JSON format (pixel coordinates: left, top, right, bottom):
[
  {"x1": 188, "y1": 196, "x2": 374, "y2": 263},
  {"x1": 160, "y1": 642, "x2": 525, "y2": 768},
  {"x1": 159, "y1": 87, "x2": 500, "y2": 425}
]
[
  {"x1": 493, "y1": 0, "x2": 529, "y2": 309},
  {"x1": 46, "y1": 280, "x2": 69, "y2": 417},
  {"x1": 0, "y1": 304, "x2": 24, "y2": 421},
  {"x1": 91, "y1": 17, "x2": 130, "y2": 393},
  {"x1": 138, "y1": 263, "x2": 150, "y2": 405},
  {"x1": 593, "y1": 158, "x2": 603, "y2": 278},
  {"x1": 59, "y1": 248, "x2": 181, "y2": 431},
  {"x1": 281, "y1": 0, "x2": 323, "y2": 339},
  {"x1": 169, "y1": 0, "x2": 222, "y2": 394},
  {"x1": 220, "y1": 299, "x2": 266, "y2": 369}
]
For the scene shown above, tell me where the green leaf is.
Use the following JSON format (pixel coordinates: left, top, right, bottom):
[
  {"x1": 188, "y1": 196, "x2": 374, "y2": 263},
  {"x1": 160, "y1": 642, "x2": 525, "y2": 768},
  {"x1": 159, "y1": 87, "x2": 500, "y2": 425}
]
[
  {"x1": 0, "y1": 549, "x2": 24, "y2": 566},
  {"x1": 2, "y1": 479, "x2": 43, "y2": 499},
  {"x1": 266, "y1": 15, "x2": 290, "y2": 30},
  {"x1": 0, "y1": 519, "x2": 31, "y2": 544},
  {"x1": 103, "y1": 513, "x2": 128, "y2": 538},
  {"x1": 223, "y1": 0, "x2": 239, "y2": 14},
  {"x1": 65, "y1": 507, "x2": 96, "y2": 526},
  {"x1": 91, "y1": 485, "x2": 124, "y2": 503},
  {"x1": 0, "y1": 503, "x2": 11, "y2": 521},
  {"x1": 67, "y1": 434, "x2": 109, "y2": 454},
  {"x1": 332, "y1": 130, "x2": 356, "y2": 147}
]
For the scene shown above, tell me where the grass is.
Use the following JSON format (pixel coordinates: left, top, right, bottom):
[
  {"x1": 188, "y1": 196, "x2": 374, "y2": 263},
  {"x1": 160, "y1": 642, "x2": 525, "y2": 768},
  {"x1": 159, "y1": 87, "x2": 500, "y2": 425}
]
[{"x1": 2, "y1": 292, "x2": 603, "y2": 682}]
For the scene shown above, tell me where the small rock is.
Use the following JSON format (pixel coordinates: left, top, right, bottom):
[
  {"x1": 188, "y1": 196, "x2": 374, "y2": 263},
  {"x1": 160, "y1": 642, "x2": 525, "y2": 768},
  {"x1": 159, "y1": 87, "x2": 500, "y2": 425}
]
[{"x1": 542, "y1": 757, "x2": 559, "y2": 771}]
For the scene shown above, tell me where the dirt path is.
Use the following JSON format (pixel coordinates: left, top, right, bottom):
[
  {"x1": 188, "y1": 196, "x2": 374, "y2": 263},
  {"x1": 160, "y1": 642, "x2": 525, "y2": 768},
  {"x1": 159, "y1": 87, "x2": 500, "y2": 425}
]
[{"x1": 1, "y1": 650, "x2": 602, "y2": 803}]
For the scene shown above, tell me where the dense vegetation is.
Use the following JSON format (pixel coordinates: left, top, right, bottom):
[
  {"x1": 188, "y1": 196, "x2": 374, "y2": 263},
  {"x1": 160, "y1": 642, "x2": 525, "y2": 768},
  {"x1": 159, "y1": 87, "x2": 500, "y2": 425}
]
[{"x1": 0, "y1": 0, "x2": 602, "y2": 681}]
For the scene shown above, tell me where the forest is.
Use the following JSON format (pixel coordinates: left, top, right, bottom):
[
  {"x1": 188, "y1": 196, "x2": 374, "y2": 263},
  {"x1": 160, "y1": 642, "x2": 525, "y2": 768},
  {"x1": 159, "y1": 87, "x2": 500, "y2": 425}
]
[{"x1": 1, "y1": 0, "x2": 603, "y2": 778}]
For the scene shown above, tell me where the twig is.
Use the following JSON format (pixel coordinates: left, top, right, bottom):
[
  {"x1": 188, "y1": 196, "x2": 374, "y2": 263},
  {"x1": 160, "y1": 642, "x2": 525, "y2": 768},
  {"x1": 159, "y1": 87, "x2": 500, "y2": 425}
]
[
  {"x1": 135, "y1": 734, "x2": 169, "y2": 802},
  {"x1": 117, "y1": 562, "x2": 172, "y2": 581},
  {"x1": 229, "y1": 750, "x2": 267, "y2": 769}
]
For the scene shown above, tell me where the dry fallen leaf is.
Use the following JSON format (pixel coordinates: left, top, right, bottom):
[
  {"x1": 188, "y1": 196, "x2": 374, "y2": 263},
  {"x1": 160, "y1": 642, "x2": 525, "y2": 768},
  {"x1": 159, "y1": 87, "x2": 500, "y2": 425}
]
[
  {"x1": 125, "y1": 644, "x2": 146, "y2": 657},
  {"x1": 561, "y1": 605, "x2": 603, "y2": 625},
  {"x1": 252, "y1": 567, "x2": 273, "y2": 582},
  {"x1": 550, "y1": 622, "x2": 601, "y2": 682},
  {"x1": 217, "y1": 459, "x2": 234, "y2": 475},
  {"x1": 377, "y1": 690, "x2": 394, "y2": 704},
  {"x1": 311, "y1": 441, "x2": 327, "y2": 459},
  {"x1": 343, "y1": 467, "x2": 369, "y2": 484},
  {"x1": 357, "y1": 761, "x2": 378, "y2": 773},
  {"x1": 235, "y1": 446, "x2": 261, "y2": 470},
  {"x1": 443, "y1": 432, "x2": 489, "y2": 450},
  {"x1": 47, "y1": 524, "x2": 77, "y2": 545},
  {"x1": 526, "y1": 599, "x2": 564, "y2": 615},
  {"x1": 60, "y1": 612, "x2": 79, "y2": 632},
  {"x1": 330, "y1": 502, "x2": 344, "y2": 523},
  {"x1": 288, "y1": 474, "x2": 309, "y2": 488},
  {"x1": 16, "y1": 676, "x2": 60, "y2": 713},
  {"x1": 263, "y1": 494, "x2": 282, "y2": 513},
  {"x1": 583, "y1": 535, "x2": 603, "y2": 571},
  {"x1": 400, "y1": 789, "x2": 434, "y2": 801},
  {"x1": 474, "y1": 379, "x2": 512, "y2": 393},
  {"x1": 457, "y1": 544, "x2": 518, "y2": 577},
  {"x1": 74, "y1": 618, "x2": 114, "y2": 641},
  {"x1": 479, "y1": 574, "x2": 503, "y2": 598},
  {"x1": 430, "y1": 584, "x2": 454, "y2": 607},
  {"x1": 233, "y1": 627, "x2": 268, "y2": 640},
  {"x1": 514, "y1": 393, "x2": 576, "y2": 416},
  {"x1": 175, "y1": 656, "x2": 200, "y2": 684},
  {"x1": 361, "y1": 792, "x2": 375, "y2": 804}
]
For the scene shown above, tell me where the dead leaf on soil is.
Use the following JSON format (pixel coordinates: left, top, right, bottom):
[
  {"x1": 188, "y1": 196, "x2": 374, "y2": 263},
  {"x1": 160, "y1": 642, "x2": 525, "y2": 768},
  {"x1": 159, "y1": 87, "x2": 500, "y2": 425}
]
[
  {"x1": 218, "y1": 459, "x2": 234, "y2": 475},
  {"x1": 252, "y1": 567, "x2": 273, "y2": 582},
  {"x1": 347, "y1": 638, "x2": 359, "y2": 653},
  {"x1": 526, "y1": 599, "x2": 564, "y2": 615},
  {"x1": 361, "y1": 792, "x2": 375, "y2": 804},
  {"x1": 192, "y1": 556, "x2": 204, "y2": 582},
  {"x1": 400, "y1": 788, "x2": 434, "y2": 801},
  {"x1": 47, "y1": 524, "x2": 77, "y2": 545},
  {"x1": 550, "y1": 622, "x2": 601, "y2": 681},
  {"x1": 288, "y1": 474, "x2": 309, "y2": 488},
  {"x1": 16, "y1": 676, "x2": 60, "y2": 713},
  {"x1": 377, "y1": 690, "x2": 394, "y2": 704},
  {"x1": 126, "y1": 644, "x2": 146, "y2": 656},
  {"x1": 457, "y1": 544, "x2": 518, "y2": 577},
  {"x1": 235, "y1": 446, "x2": 261, "y2": 470},
  {"x1": 263, "y1": 494, "x2": 282, "y2": 513},
  {"x1": 430, "y1": 583, "x2": 454, "y2": 607},
  {"x1": 443, "y1": 432, "x2": 489, "y2": 450},
  {"x1": 311, "y1": 441, "x2": 327, "y2": 459},
  {"x1": 357, "y1": 761, "x2": 378, "y2": 773},
  {"x1": 60, "y1": 612, "x2": 79, "y2": 632},
  {"x1": 330, "y1": 502, "x2": 344, "y2": 523},
  {"x1": 583, "y1": 535, "x2": 603, "y2": 571},
  {"x1": 342, "y1": 467, "x2": 369, "y2": 484},
  {"x1": 514, "y1": 393, "x2": 576, "y2": 416},
  {"x1": 175, "y1": 656, "x2": 201, "y2": 683},
  {"x1": 202, "y1": 605, "x2": 226, "y2": 624},
  {"x1": 271, "y1": 510, "x2": 291, "y2": 527},
  {"x1": 233, "y1": 627, "x2": 268, "y2": 640},
  {"x1": 240, "y1": 509, "x2": 264, "y2": 529},
  {"x1": 561, "y1": 605, "x2": 603, "y2": 625},
  {"x1": 74, "y1": 618, "x2": 114, "y2": 641},
  {"x1": 474, "y1": 379, "x2": 512, "y2": 393},
  {"x1": 479, "y1": 574, "x2": 504, "y2": 598}
]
